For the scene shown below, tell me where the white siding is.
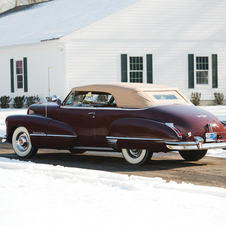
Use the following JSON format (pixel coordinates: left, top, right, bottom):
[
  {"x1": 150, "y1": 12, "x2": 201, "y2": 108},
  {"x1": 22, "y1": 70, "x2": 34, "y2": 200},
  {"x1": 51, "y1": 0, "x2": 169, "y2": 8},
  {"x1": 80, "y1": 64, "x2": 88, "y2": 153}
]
[
  {"x1": 0, "y1": 42, "x2": 66, "y2": 102},
  {"x1": 63, "y1": 0, "x2": 226, "y2": 101},
  {"x1": 66, "y1": 39, "x2": 226, "y2": 101}
]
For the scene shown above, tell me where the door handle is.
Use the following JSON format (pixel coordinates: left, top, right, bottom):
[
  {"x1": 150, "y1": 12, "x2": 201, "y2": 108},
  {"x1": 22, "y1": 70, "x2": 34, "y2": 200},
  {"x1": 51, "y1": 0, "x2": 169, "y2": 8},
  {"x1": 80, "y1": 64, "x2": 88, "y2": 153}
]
[{"x1": 88, "y1": 112, "x2": 96, "y2": 118}]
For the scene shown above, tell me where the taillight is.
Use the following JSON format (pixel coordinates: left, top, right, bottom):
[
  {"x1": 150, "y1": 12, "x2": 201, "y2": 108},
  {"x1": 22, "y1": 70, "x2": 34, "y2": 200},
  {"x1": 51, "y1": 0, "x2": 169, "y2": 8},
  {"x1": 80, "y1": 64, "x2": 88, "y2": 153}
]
[{"x1": 165, "y1": 123, "x2": 182, "y2": 138}]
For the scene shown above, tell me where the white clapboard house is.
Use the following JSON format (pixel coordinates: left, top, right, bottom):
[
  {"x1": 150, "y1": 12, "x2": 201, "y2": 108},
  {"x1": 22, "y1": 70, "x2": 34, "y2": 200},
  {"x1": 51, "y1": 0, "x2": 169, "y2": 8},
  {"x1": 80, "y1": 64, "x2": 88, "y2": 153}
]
[{"x1": 0, "y1": 0, "x2": 225, "y2": 104}]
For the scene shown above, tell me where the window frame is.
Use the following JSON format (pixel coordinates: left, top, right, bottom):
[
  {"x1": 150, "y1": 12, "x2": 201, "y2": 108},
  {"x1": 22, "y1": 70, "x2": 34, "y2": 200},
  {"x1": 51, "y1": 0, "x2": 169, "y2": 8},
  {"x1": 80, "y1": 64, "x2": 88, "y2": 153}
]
[
  {"x1": 194, "y1": 55, "x2": 211, "y2": 87},
  {"x1": 127, "y1": 54, "x2": 146, "y2": 83},
  {"x1": 62, "y1": 91, "x2": 117, "y2": 108},
  {"x1": 14, "y1": 58, "x2": 24, "y2": 91}
]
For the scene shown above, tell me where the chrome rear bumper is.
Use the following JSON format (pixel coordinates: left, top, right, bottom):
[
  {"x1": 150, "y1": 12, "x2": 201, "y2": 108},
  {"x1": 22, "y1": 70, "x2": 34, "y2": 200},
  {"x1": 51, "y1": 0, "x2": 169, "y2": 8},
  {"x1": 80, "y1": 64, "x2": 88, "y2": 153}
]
[
  {"x1": 166, "y1": 136, "x2": 226, "y2": 151},
  {"x1": 0, "y1": 135, "x2": 7, "y2": 143}
]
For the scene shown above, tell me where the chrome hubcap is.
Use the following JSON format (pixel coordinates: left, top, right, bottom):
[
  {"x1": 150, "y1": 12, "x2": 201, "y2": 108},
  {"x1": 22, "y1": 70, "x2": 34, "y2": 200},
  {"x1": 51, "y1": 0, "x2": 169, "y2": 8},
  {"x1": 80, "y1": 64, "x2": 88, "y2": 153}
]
[
  {"x1": 16, "y1": 132, "x2": 29, "y2": 152},
  {"x1": 128, "y1": 149, "x2": 142, "y2": 158}
]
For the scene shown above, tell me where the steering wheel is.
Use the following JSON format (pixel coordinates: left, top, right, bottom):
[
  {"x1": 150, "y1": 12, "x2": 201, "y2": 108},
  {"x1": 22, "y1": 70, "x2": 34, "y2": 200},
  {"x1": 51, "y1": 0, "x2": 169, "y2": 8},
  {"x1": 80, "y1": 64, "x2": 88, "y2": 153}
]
[{"x1": 77, "y1": 99, "x2": 93, "y2": 107}]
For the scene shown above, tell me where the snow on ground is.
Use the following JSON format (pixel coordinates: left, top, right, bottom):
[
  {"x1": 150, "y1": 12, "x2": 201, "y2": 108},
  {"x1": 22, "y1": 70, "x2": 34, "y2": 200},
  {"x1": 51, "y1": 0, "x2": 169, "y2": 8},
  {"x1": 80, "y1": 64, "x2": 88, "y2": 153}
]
[
  {"x1": 0, "y1": 107, "x2": 226, "y2": 226},
  {"x1": 1, "y1": 157, "x2": 226, "y2": 226}
]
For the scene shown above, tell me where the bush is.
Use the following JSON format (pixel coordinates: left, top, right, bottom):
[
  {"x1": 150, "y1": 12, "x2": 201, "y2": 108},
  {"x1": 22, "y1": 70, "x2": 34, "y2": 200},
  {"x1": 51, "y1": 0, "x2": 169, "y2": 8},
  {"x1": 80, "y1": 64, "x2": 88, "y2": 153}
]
[
  {"x1": 214, "y1": 92, "x2": 224, "y2": 105},
  {"x1": 46, "y1": 96, "x2": 52, "y2": 102},
  {"x1": 26, "y1": 95, "x2": 41, "y2": 107},
  {"x1": 191, "y1": 92, "x2": 201, "y2": 106},
  {"x1": 0, "y1": 96, "x2": 12, "y2": 108},
  {"x1": 13, "y1": 96, "x2": 25, "y2": 108}
]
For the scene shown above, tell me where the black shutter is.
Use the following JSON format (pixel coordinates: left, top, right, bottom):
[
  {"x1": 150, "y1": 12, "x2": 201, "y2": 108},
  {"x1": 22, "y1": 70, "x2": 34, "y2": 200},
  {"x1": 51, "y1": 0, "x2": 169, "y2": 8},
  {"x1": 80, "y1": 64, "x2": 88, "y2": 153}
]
[
  {"x1": 10, "y1": 59, "x2": 14, "y2": 93},
  {"x1": 212, "y1": 54, "x2": 218, "y2": 88},
  {"x1": 188, "y1": 54, "x2": 194, "y2": 88},
  {"x1": 146, "y1": 54, "x2": 153, "y2": 83},
  {"x1": 121, "y1": 54, "x2": 127, "y2": 82},
  {"x1": 23, "y1": 57, "x2": 28, "y2": 92}
]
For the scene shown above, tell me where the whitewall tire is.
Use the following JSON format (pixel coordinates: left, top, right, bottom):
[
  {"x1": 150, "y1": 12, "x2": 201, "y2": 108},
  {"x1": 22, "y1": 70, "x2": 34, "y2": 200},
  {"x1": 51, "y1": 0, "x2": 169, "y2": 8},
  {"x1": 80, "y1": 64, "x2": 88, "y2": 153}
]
[
  {"x1": 122, "y1": 149, "x2": 153, "y2": 165},
  {"x1": 12, "y1": 127, "x2": 38, "y2": 158}
]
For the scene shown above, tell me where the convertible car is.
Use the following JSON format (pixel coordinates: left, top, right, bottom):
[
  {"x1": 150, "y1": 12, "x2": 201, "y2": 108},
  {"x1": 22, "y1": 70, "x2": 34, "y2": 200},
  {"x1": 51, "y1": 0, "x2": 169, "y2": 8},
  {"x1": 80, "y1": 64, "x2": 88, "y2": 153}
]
[{"x1": 1, "y1": 83, "x2": 226, "y2": 165}]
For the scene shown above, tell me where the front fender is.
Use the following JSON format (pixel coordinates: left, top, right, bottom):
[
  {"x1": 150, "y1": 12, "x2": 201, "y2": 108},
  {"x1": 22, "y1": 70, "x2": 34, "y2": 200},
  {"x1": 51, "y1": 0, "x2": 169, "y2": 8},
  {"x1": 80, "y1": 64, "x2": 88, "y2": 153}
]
[
  {"x1": 6, "y1": 114, "x2": 77, "y2": 149},
  {"x1": 6, "y1": 114, "x2": 50, "y2": 144},
  {"x1": 107, "y1": 118, "x2": 180, "y2": 151}
]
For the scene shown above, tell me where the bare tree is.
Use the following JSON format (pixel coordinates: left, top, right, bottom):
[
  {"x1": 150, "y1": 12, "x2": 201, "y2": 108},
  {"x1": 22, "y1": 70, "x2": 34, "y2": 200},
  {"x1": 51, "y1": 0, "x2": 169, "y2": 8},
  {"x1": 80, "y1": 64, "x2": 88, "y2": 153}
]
[{"x1": 0, "y1": 0, "x2": 50, "y2": 13}]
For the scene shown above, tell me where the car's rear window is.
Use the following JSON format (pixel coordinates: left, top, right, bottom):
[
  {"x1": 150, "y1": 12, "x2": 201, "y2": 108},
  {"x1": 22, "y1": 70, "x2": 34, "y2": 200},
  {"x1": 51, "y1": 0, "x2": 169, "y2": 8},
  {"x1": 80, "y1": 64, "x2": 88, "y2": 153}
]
[
  {"x1": 153, "y1": 95, "x2": 177, "y2": 100},
  {"x1": 145, "y1": 91, "x2": 188, "y2": 104}
]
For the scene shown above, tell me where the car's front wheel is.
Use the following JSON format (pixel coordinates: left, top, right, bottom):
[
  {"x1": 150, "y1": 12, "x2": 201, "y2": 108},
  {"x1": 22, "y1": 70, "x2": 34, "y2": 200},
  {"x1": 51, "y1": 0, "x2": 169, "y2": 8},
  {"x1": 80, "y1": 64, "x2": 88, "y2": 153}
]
[
  {"x1": 122, "y1": 149, "x2": 153, "y2": 165},
  {"x1": 179, "y1": 150, "x2": 207, "y2": 161},
  {"x1": 12, "y1": 126, "x2": 38, "y2": 158}
]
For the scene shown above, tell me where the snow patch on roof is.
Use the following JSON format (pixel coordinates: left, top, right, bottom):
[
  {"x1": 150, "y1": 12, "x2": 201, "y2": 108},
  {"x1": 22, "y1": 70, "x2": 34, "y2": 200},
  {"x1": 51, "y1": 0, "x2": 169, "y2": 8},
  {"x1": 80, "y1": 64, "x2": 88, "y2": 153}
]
[{"x1": 0, "y1": 0, "x2": 139, "y2": 47}]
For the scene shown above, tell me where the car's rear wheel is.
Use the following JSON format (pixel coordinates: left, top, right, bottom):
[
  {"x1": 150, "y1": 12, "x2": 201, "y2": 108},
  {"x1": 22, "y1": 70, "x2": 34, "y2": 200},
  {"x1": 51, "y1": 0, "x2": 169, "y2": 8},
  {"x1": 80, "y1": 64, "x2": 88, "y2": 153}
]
[
  {"x1": 122, "y1": 149, "x2": 153, "y2": 165},
  {"x1": 12, "y1": 127, "x2": 38, "y2": 158},
  {"x1": 179, "y1": 150, "x2": 207, "y2": 161}
]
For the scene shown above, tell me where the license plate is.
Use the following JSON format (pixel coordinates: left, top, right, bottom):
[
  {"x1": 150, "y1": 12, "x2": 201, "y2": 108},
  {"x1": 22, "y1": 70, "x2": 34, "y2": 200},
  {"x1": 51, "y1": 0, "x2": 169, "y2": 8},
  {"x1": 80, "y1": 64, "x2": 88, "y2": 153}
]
[{"x1": 205, "y1": 133, "x2": 217, "y2": 142}]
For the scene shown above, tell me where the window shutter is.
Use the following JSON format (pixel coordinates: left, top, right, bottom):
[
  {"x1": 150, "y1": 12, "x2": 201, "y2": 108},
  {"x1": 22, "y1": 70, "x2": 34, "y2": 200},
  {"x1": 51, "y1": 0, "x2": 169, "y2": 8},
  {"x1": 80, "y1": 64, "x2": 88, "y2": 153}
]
[
  {"x1": 188, "y1": 54, "x2": 194, "y2": 88},
  {"x1": 121, "y1": 54, "x2": 127, "y2": 82},
  {"x1": 146, "y1": 54, "x2": 153, "y2": 83},
  {"x1": 212, "y1": 54, "x2": 218, "y2": 88},
  {"x1": 10, "y1": 59, "x2": 14, "y2": 93},
  {"x1": 23, "y1": 57, "x2": 28, "y2": 92}
]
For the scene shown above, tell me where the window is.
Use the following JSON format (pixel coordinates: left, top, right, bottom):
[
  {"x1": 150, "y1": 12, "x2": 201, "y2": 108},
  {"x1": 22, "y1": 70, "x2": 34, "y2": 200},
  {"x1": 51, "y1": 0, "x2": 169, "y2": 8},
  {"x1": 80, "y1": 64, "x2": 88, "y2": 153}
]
[
  {"x1": 145, "y1": 91, "x2": 188, "y2": 104},
  {"x1": 64, "y1": 92, "x2": 116, "y2": 108},
  {"x1": 129, "y1": 56, "x2": 143, "y2": 83},
  {"x1": 196, "y1": 56, "x2": 209, "y2": 85},
  {"x1": 121, "y1": 54, "x2": 153, "y2": 83},
  {"x1": 10, "y1": 58, "x2": 28, "y2": 93},
  {"x1": 153, "y1": 95, "x2": 177, "y2": 100},
  {"x1": 15, "y1": 60, "x2": 24, "y2": 89}
]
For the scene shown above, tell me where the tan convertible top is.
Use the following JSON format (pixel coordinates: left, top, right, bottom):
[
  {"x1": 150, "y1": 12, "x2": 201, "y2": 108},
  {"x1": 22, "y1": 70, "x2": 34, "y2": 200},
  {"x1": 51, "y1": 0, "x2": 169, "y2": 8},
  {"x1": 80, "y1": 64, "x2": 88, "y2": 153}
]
[{"x1": 71, "y1": 83, "x2": 191, "y2": 108}]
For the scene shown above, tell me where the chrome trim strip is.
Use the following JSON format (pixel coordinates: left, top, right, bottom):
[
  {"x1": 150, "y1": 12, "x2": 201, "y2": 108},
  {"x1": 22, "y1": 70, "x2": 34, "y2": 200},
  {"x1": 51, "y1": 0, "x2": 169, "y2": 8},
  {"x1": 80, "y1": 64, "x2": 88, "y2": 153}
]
[
  {"x1": 47, "y1": 134, "x2": 77, "y2": 138},
  {"x1": 106, "y1": 136, "x2": 163, "y2": 141},
  {"x1": 60, "y1": 106, "x2": 148, "y2": 111},
  {"x1": 71, "y1": 147, "x2": 114, "y2": 151},
  {"x1": 0, "y1": 135, "x2": 7, "y2": 143},
  {"x1": 30, "y1": 134, "x2": 77, "y2": 138},
  {"x1": 166, "y1": 141, "x2": 226, "y2": 151},
  {"x1": 30, "y1": 134, "x2": 46, "y2": 137}
]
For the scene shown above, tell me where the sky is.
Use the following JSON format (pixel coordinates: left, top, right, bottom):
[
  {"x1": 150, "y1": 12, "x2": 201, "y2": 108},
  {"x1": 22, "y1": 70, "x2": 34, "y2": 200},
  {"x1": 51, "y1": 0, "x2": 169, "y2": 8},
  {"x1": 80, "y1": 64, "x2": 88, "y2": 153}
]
[{"x1": 0, "y1": 106, "x2": 226, "y2": 225}]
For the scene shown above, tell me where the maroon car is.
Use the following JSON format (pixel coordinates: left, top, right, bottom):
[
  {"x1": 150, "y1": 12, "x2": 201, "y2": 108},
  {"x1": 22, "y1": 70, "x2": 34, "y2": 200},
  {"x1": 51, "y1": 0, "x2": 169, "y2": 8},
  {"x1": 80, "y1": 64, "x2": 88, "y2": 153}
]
[{"x1": 1, "y1": 83, "x2": 226, "y2": 165}]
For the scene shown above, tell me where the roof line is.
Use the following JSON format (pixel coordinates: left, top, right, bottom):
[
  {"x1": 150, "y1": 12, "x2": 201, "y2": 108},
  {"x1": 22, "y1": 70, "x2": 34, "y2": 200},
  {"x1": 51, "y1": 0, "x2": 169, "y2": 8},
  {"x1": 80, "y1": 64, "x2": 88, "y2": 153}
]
[{"x1": 61, "y1": 0, "x2": 141, "y2": 40}]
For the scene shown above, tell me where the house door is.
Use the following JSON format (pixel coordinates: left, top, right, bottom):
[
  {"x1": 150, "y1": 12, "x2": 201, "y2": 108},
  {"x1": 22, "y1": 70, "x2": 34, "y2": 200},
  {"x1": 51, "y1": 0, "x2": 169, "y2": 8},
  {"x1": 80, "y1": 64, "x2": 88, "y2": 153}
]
[{"x1": 47, "y1": 67, "x2": 55, "y2": 97}]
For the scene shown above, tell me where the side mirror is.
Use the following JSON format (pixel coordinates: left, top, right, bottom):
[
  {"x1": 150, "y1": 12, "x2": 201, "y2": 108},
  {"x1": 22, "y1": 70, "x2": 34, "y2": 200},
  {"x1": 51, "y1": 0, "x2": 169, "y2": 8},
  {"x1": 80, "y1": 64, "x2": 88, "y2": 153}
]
[
  {"x1": 52, "y1": 95, "x2": 59, "y2": 102},
  {"x1": 52, "y1": 95, "x2": 61, "y2": 105}
]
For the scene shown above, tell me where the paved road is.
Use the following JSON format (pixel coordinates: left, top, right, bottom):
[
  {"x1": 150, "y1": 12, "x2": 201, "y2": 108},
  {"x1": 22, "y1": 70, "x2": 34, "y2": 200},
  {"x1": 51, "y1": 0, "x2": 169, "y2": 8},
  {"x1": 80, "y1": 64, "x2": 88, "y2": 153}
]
[{"x1": 1, "y1": 142, "x2": 226, "y2": 188}]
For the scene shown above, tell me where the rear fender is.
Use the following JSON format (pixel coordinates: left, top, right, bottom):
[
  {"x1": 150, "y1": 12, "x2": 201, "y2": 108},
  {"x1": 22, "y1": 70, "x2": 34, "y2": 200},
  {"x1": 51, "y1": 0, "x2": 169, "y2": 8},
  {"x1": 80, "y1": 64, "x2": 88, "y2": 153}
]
[{"x1": 107, "y1": 118, "x2": 179, "y2": 151}]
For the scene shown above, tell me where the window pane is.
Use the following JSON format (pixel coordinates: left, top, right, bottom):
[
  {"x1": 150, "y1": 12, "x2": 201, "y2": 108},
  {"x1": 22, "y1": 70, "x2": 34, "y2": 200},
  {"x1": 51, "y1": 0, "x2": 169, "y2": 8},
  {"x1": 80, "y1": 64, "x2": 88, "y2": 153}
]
[
  {"x1": 129, "y1": 56, "x2": 143, "y2": 83},
  {"x1": 16, "y1": 60, "x2": 23, "y2": 74},
  {"x1": 196, "y1": 71, "x2": 208, "y2": 84},
  {"x1": 153, "y1": 95, "x2": 177, "y2": 100},
  {"x1": 196, "y1": 57, "x2": 208, "y2": 70},
  {"x1": 130, "y1": 72, "x2": 143, "y2": 83},
  {"x1": 17, "y1": 75, "x2": 23, "y2": 88}
]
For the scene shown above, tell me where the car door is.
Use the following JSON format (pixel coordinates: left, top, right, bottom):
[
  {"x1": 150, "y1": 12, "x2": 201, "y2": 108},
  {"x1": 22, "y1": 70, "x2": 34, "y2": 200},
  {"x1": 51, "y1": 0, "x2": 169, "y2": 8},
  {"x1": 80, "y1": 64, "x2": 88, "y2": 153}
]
[{"x1": 56, "y1": 91, "x2": 96, "y2": 147}]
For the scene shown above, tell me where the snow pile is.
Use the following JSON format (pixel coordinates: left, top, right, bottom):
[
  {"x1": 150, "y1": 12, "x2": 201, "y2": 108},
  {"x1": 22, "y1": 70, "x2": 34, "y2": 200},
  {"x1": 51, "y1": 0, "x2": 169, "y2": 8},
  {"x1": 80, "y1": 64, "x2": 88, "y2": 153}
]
[
  {"x1": 0, "y1": 0, "x2": 139, "y2": 46},
  {"x1": 0, "y1": 109, "x2": 27, "y2": 136},
  {"x1": 0, "y1": 157, "x2": 226, "y2": 226}
]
